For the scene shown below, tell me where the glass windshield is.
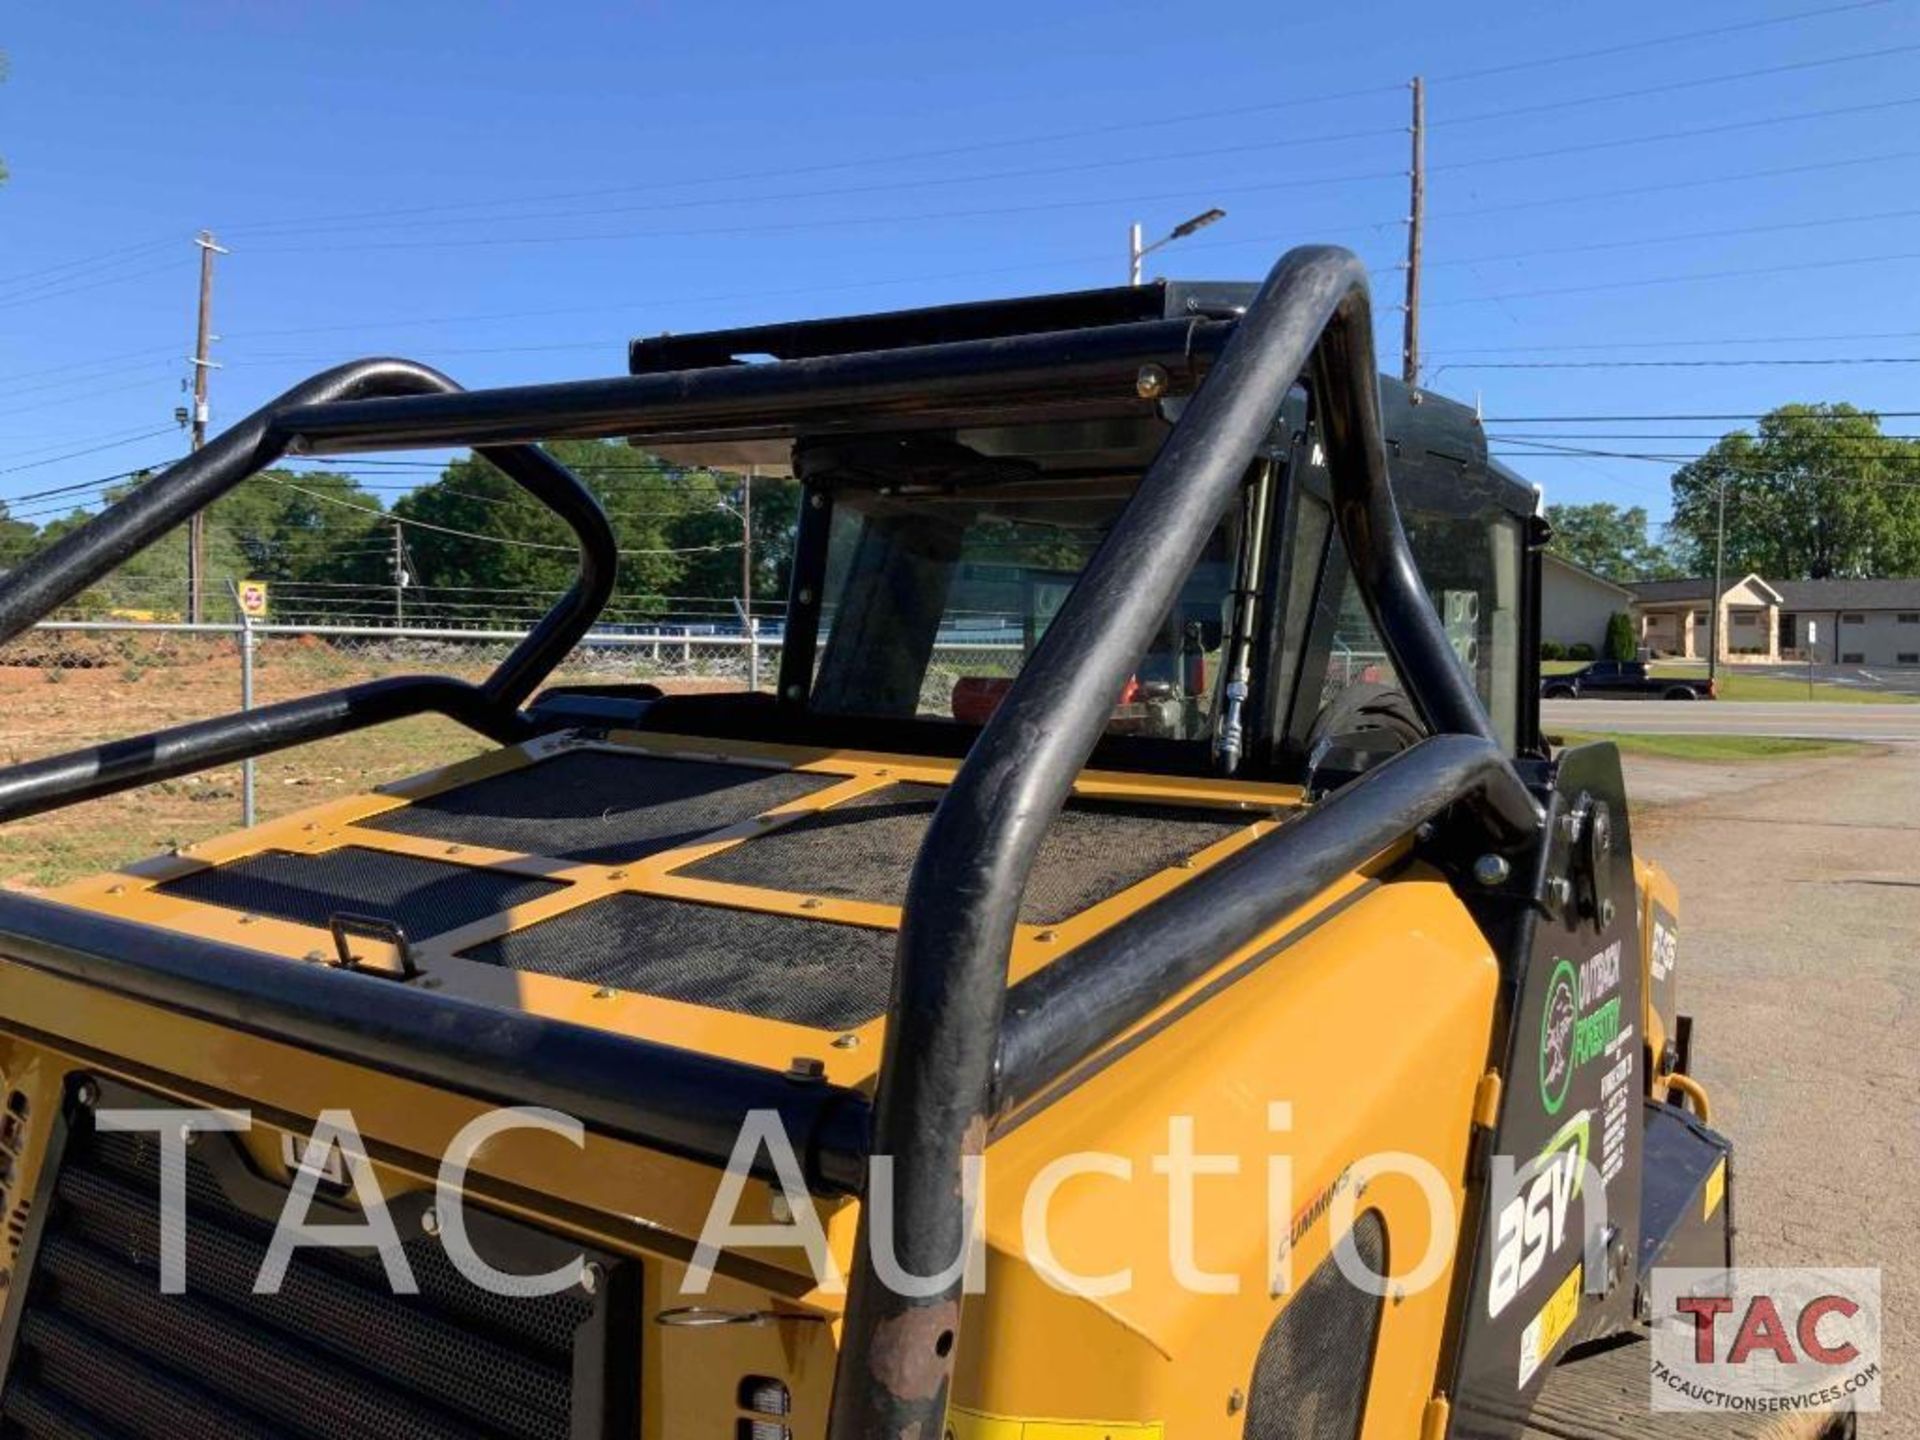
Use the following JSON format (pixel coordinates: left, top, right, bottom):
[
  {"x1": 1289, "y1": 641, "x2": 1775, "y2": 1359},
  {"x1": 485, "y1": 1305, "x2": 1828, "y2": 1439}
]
[{"x1": 810, "y1": 485, "x2": 1235, "y2": 743}]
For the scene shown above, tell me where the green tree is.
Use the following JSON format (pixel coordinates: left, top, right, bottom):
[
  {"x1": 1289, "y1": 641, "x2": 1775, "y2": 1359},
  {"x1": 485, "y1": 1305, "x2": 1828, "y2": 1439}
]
[
  {"x1": 1667, "y1": 405, "x2": 1920, "y2": 579},
  {"x1": 1605, "y1": 611, "x2": 1637, "y2": 663},
  {"x1": 394, "y1": 440, "x2": 727, "y2": 623},
  {"x1": 1543, "y1": 501, "x2": 1683, "y2": 581},
  {"x1": 209, "y1": 470, "x2": 388, "y2": 587},
  {"x1": 0, "y1": 502, "x2": 34, "y2": 571},
  {"x1": 667, "y1": 473, "x2": 803, "y2": 610}
]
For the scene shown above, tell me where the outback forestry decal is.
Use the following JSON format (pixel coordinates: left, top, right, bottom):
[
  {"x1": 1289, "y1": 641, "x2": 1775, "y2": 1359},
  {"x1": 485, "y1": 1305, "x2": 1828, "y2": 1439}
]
[{"x1": 1540, "y1": 940, "x2": 1626, "y2": 1117}]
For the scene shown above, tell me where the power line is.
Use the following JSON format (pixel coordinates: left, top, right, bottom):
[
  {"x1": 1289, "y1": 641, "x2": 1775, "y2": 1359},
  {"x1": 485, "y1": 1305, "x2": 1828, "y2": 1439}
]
[
  {"x1": 1450, "y1": 355, "x2": 1920, "y2": 371},
  {"x1": 1426, "y1": 206, "x2": 1920, "y2": 273},
  {"x1": 0, "y1": 373, "x2": 179, "y2": 420},
  {"x1": 1430, "y1": 328, "x2": 1920, "y2": 357},
  {"x1": 205, "y1": 0, "x2": 1887, "y2": 241},
  {"x1": 239, "y1": 179, "x2": 1402, "y2": 257},
  {"x1": 1426, "y1": 145, "x2": 1920, "y2": 224},
  {"x1": 1429, "y1": 0, "x2": 1891, "y2": 83},
  {"x1": 265, "y1": 125, "x2": 1411, "y2": 245},
  {"x1": 215, "y1": 85, "x2": 1407, "y2": 240},
  {"x1": 1432, "y1": 40, "x2": 1920, "y2": 132},
  {"x1": 0, "y1": 258, "x2": 196, "y2": 311},
  {"x1": 0, "y1": 428, "x2": 181, "y2": 474},
  {"x1": 0, "y1": 236, "x2": 179, "y2": 292},
  {"x1": 0, "y1": 344, "x2": 184, "y2": 389},
  {"x1": 1488, "y1": 411, "x2": 1920, "y2": 423},
  {"x1": 263, "y1": 476, "x2": 743, "y2": 556},
  {"x1": 1433, "y1": 94, "x2": 1920, "y2": 175},
  {"x1": 235, "y1": 92, "x2": 1920, "y2": 259},
  {"x1": 1429, "y1": 249, "x2": 1920, "y2": 308}
]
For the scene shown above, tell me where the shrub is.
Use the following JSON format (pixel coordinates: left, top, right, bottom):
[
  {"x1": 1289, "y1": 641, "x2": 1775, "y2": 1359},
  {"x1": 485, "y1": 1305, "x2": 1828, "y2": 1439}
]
[
  {"x1": 1605, "y1": 611, "x2": 1637, "y2": 662},
  {"x1": 1540, "y1": 640, "x2": 1567, "y2": 661},
  {"x1": 1568, "y1": 642, "x2": 1596, "y2": 661}
]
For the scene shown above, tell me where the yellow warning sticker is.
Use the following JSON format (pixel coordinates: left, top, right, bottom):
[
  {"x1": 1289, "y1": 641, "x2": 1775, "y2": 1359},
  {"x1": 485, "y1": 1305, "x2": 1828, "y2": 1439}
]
[
  {"x1": 946, "y1": 1407, "x2": 1165, "y2": 1440},
  {"x1": 1518, "y1": 1262, "x2": 1583, "y2": 1387},
  {"x1": 1703, "y1": 1157, "x2": 1726, "y2": 1221}
]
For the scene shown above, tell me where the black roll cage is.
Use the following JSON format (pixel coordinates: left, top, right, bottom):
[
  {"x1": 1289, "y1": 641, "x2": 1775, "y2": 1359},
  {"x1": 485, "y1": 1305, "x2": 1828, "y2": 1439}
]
[{"x1": 0, "y1": 246, "x2": 1545, "y2": 1440}]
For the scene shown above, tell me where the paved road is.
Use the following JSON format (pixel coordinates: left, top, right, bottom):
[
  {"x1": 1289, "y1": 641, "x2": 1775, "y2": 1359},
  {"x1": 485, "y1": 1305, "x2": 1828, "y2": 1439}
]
[
  {"x1": 1652, "y1": 661, "x2": 1920, "y2": 698},
  {"x1": 1545, "y1": 699, "x2": 1920, "y2": 740},
  {"x1": 1627, "y1": 746, "x2": 1920, "y2": 1435}
]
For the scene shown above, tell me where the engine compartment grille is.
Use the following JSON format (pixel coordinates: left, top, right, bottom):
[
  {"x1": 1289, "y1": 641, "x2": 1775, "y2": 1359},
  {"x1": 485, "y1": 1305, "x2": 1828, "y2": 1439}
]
[
  {"x1": 362, "y1": 750, "x2": 837, "y2": 865},
  {"x1": 461, "y1": 894, "x2": 899, "y2": 1030},
  {"x1": 0, "y1": 1078, "x2": 635, "y2": 1440},
  {"x1": 157, "y1": 846, "x2": 565, "y2": 941},
  {"x1": 683, "y1": 782, "x2": 1253, "y2": 923}
]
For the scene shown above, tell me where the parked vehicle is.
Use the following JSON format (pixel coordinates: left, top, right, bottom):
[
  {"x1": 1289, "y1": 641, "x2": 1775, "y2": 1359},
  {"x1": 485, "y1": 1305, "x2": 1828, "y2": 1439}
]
[{"x1": 1542, "y1": 659, "x2": 1718, "y2": 700}]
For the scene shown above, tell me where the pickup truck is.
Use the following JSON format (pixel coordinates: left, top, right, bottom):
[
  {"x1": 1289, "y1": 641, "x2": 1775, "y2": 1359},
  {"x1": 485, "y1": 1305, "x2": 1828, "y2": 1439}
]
[{"x1": 1540, "y1": 660, "x2": 1718, "y2": 700}]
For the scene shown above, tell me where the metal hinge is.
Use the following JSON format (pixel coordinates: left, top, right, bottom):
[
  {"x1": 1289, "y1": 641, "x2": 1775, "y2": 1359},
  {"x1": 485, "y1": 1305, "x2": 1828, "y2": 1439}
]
[
  {"x1": 1420, "y1": 1392, "x2": 1451, "y2": 1440},
  {"x1": 1464, "y1": 1069, "x2": 1503, "y2": 1184}
]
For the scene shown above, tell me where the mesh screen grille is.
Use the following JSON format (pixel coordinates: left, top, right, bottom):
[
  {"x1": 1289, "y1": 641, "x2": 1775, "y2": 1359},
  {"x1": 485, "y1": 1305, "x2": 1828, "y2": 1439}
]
[
  {"x1": 683, "y1": 783, "x2": 1254, "y2": 923},
  {"x1": 461, "y1": 894, "x2": 898, "y2": 1031},
  {"x1": 157, "y1": 847, "x2": 564, "y2": 940},
  {"x1": 361, "y1": 751, "x2": 837, "y2": 864},
  {"x1": 1243, "y1": 1209, "x2": 1385, "y2": 1439},
  {"x1": 1, "y1": 1114, "x2": 597, "y2": 1440}
]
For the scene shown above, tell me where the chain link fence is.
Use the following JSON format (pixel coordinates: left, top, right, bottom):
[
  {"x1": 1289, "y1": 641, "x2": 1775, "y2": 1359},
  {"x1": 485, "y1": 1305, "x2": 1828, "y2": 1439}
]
[{"x1": 0, "y1": 619, "x2": 1022, "y2": 890}]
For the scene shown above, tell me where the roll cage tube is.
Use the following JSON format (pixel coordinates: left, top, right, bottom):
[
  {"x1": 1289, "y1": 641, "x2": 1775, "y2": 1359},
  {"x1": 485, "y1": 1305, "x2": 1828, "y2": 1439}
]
[
  {"x1": 0, "y1": 358, "x2": 617, "y2": 821},
  {"x1": 828, "y1": 246, "x2": 1543, "y2": 1440}
]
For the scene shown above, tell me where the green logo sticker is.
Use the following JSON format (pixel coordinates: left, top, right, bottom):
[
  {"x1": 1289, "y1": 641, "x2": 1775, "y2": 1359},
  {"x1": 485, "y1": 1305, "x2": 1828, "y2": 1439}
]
[{"x1": 1540, "y1": 959, "x2": 1578, "y2": 1115}]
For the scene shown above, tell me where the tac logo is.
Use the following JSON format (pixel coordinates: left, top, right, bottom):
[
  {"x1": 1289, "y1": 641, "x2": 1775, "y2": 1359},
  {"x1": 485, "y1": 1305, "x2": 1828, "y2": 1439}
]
[
  {"x1": 1539, "y1": 960, "x2": 1577, "y2": 1115},
  {"x1": 1650, "y1": 1267, "x2": 1881, "y2": 1415}
]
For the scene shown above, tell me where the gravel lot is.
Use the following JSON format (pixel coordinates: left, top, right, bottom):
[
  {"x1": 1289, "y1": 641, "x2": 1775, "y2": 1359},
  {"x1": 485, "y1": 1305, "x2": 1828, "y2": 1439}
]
[{"x1": 1627, "y1": 745, "x2": 1920, "y2": 1435}]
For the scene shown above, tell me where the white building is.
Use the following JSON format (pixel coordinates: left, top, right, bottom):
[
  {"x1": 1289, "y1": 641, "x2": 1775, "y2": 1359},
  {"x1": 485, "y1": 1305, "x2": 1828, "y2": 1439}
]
[
  {"x1": 1539, "y1": 553, "x2": 1636, "y2": 655},
  {"x1": 1623, "y1": 575, "x2": 1920, "y2": 667}
]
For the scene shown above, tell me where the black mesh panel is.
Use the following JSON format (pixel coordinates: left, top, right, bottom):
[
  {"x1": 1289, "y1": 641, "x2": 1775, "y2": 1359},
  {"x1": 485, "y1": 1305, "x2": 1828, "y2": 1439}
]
[
  {"x1": 157, "y1": 847, "x2": 563, "y2": 939},
  {"x1": 1243, "y1": 1209, "x2": 1386, "y2": 1439},
  {"x1": 461, "y1": 894, "x2": 898, "y2": 1031},
  {"x1": 361, "y1": 751, "x2": 838, "y2": 864},
  {"x1": 0, "y1": 1111, "x2": 599, "y2": 1440},
  {"x1": 683, "y1": 782, "x2": 1255, "y2": 923}
]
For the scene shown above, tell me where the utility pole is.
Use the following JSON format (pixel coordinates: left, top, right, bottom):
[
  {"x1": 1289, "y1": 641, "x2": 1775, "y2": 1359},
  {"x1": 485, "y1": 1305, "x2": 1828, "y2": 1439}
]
[
  {"x1": 187, "y1": 230, "x2": 227, "y2": 623},
  {"x1": 391, "y1": 519, "x2": 408, "y2": 628},
  {"x1": 741, "y1": 466, "x2": 754, "y2": 623},
  {"x1": 1707, "y1": 478, "x2": 1727, "y2": 683},
  {"x1": 1402, "y1": 76, "x2": 1425, "y2": 387},
  {"x1": 1128, "y1": 222, "x2": 1144, "y2": 286}
]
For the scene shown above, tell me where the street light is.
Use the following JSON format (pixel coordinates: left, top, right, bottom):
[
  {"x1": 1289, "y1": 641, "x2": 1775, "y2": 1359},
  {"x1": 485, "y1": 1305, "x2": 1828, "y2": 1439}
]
[{"x1": 1129, "y1": 207, "x2": 1227, "y2": 286}]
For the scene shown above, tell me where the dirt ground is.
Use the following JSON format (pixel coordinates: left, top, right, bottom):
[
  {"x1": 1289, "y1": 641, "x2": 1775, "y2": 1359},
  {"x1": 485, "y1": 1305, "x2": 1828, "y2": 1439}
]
[
  {"x1": 1627, "y1": 745, "x2": 1920, "y2": 1436},
  {"x1": 0, "y1": 639, "x2": 736, "y2": 889}
]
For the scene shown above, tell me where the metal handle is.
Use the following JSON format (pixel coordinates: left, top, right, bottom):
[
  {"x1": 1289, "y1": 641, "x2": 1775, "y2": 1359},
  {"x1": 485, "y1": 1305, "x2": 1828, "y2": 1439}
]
[{"x1": 327, "y1": 911, "x2": 420, "y2": 980}]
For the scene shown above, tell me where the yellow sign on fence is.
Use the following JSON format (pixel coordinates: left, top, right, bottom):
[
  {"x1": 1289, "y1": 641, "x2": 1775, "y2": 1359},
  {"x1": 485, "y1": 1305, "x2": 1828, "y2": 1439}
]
[{"x1": 236, "y1": 579, "x2": 269, "y2": 618}]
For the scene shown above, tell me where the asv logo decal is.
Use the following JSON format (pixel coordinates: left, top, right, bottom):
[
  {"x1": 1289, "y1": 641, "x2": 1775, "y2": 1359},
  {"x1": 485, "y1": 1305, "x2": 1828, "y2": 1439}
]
[{"x1": 1488, "y1": 1112, "x2": 1591, "y2": 1319}]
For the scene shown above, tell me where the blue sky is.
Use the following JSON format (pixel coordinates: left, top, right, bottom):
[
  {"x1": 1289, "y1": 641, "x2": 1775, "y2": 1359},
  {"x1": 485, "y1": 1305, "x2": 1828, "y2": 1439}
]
[{"x1": 3, "y1": 0, "x2": 1917, "y2": 532}]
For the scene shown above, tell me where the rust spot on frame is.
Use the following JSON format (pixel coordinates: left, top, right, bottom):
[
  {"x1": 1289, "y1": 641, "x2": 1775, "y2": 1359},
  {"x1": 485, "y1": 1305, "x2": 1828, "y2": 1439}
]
[{"x1": 868, "y1": 1299, "x2": 959, "y2": 1404}]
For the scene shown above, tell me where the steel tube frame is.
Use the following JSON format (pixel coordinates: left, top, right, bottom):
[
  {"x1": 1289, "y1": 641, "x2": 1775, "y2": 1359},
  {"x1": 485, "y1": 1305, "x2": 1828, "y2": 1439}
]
[
  {"x1": 826, "y1": 246, "x2": 1539, "y2": 1440},
  {"x1": 0, "y1": 892, "x2": 871, "y2": 1193},
  {"x1": 0, "y1": 358, "x2": 616, "y2": 816},
  {"x1": 272, "y1": 318, "x2": 1225, "y2": 453},
  {"x1": 0, "y1": 676, "x2": 523, "y2": 825},
  {"x1": 0, "y1": 248, "x2": 1547, "y2": 1438},
  {"x1": 993, "y1": 733, "x2": 1536, "y2": 1116}
]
